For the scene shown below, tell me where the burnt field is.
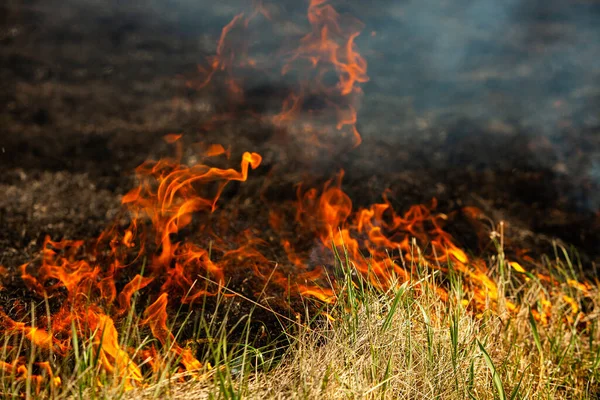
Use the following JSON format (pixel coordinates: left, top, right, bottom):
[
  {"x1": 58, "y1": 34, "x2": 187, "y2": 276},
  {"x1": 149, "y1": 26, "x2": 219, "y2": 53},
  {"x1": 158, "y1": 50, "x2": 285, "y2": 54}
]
[{"x1": 1, "y1": 0, "x2": 599, "y2": 272}]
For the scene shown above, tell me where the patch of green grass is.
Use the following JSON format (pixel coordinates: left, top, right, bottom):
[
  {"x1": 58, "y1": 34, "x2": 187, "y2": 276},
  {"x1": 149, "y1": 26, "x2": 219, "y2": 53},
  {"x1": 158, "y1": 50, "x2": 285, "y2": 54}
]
[{"x1": 1, "y1": 240, "x2": 599, "y2": 399}]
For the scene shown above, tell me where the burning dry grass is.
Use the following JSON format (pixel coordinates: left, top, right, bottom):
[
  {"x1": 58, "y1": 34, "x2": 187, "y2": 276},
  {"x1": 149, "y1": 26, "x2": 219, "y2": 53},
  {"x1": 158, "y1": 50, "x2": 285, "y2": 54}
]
[
  {"x1": 2, "y1": 1, "x2": 599, "y2": 398},
  {"x1": 127, "y1": 250, "x2": 600, "y2": 400},
  {"x1": 3, "y1": 241, "x2": 598, "y2": 399}
]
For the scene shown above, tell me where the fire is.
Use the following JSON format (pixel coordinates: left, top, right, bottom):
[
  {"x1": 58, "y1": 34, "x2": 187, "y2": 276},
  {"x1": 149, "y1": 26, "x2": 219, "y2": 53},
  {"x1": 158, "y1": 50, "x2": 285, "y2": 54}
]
[
  {"x1": 86, "y1": 310, "x2": 143, "y2": 389},
  {"x1": 141, "y1": 293, "x2": 203, "y2": 373},
  {"x1": 1, "y1": 148, "x2": 263, "y2": 390},
  {"x1": 0, "y1": 0, "x2": 594, "y2": 393},
  {"x1": 189, "y1": 0, "x2": 367, "y2": 151}
]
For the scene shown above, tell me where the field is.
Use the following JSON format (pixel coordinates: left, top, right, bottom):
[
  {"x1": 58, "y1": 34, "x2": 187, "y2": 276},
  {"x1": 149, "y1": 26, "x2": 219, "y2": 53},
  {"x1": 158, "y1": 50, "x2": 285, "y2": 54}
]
[
  {"x1": 2, "y1": 242, "x2": 599, "y2": 398},
  {"x1": 1, "y1": 0, "x2": 600, "y2": 398}
]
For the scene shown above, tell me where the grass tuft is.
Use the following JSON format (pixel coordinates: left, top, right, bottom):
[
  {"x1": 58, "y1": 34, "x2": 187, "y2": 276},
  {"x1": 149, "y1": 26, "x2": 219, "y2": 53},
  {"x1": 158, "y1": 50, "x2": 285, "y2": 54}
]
[{"x1": 1, "y1": 241, "x2": 599, "y2": 399}]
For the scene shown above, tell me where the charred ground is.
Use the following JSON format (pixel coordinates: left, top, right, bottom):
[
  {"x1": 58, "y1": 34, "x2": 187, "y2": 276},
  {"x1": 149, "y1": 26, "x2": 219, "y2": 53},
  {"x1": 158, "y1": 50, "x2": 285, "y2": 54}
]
[{"x1": 1, "y1": 0, "x2": 599, "y2": 297}]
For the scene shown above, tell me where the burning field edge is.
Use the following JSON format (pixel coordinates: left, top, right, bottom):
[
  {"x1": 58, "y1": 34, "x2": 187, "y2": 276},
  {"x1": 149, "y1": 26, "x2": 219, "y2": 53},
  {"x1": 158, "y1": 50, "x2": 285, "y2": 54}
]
[
  {"x1": 1, "y1": 0, "x2": 600, "y2": 398},
  {"x1": 123, "y1": 244, "x2": 600, "y2": 399},
  {"x1": 2, "y1": 240, "x2": 600, "y2": 399}
]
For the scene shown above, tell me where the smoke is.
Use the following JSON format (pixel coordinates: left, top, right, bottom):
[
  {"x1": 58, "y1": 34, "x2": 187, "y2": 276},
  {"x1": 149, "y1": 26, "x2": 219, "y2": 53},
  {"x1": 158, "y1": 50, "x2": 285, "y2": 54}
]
[
  {"x1": 145, "y1": 0, "x2": 600, "y2": 210},
  {"x1": 348, "y1": 0, "x2": 600, "y2": 210},
  {"x1": 355, "y1": 0, "x2": 599, "y2": 125},
  {"x1": 156, "y1": 0, "x2": 599, "y2": 132}
]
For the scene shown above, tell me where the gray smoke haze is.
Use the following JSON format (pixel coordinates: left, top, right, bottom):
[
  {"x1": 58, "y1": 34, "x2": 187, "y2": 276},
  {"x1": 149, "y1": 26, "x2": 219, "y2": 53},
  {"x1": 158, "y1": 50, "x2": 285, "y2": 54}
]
[
  {"x1": 356, "y1": 0, "x2": 599, "y2": 126},
  {"x1": 150, "y1": 0, "x2": 599, "y2": 129},
  {"x1": 162, "y1": 0, "x2": 599, "y2": 124},
  {"x1": 121, "y1": 0, "x2": 600, "y2": 210},
  {"x1": 349, "y1": 0, "x2": 600, "y2": 210}
]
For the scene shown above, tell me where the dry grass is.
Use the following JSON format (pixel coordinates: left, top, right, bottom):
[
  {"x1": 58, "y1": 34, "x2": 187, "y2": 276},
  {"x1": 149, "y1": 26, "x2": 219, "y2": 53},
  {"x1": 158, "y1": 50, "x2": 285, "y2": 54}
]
[
  {"x1": 2, "y1": 242, "x2": 600, "y2": 399},
  {"x1": 123, "y1": 246, "x2": 599, "y2": 400}
]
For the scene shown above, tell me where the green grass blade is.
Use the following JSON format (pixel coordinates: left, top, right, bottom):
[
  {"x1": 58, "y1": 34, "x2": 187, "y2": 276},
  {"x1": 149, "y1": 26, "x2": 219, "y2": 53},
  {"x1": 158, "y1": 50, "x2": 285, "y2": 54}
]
[
  {"x1": 478, "y1": 340, "x2": 506, "y2": 400},
  {"x1": 381, "y1": 283, "x2": 406, "y2": 332},
  {"x1": 528, "y1": 309, "x2": 543, "y2": 356},
  {"x1": 509, "y1": 366, "x2": 526, "y2": 400}
]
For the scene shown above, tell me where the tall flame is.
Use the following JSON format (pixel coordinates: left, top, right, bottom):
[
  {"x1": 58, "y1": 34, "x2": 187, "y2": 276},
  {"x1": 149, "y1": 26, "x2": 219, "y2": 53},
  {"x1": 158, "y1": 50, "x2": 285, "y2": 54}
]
[{"x1": 189, "y1": 0, "x2": 367, "y2": 150}]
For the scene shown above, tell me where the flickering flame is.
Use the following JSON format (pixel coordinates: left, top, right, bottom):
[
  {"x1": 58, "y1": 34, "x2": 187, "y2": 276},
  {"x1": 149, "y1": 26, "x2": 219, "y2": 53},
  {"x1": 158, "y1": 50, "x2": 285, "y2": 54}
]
[
  {"x1": 1, "y1": 146, "x2": 263, "y2": 389},
  {"x1": 142, "y1": 293, "x2": 203, "y2": 373},
  {"x1": 189, "y1": 0, "x2": 367, "y2": 150},
  {"x1": 0, "y1": 0, "x2": 593, "y2": 393},
  {"x1": 87, "y1": 310, "x2": 143, "y2": 388}
]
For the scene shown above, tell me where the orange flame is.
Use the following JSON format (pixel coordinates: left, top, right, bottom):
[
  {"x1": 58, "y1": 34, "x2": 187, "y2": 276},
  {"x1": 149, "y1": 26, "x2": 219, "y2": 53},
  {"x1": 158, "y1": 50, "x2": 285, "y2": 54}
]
[
  {"x1": 1, "y1": 149, "x2": 263, "y2": 389},
  {"x1": 87, "y1": 310, "x2": 143, "y2": 389},
  {"x1": 188, "y1": 0, "x2": 368, "y2": 151},
  {"x1": 142, "y1": 293, "x2": 202, "y2": 373},
  {"x1": 0, "y1": 0, "x2": 593, "y2": 393}
]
